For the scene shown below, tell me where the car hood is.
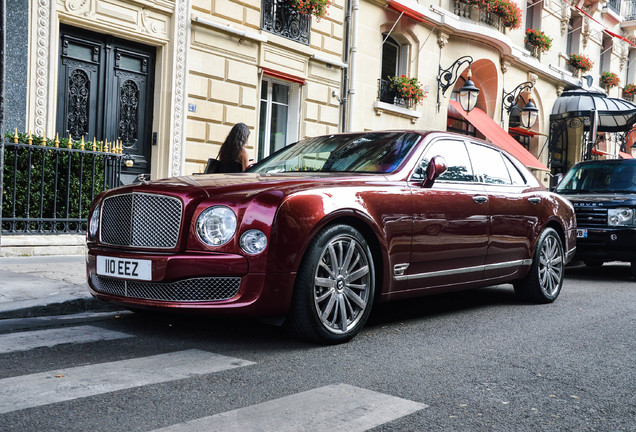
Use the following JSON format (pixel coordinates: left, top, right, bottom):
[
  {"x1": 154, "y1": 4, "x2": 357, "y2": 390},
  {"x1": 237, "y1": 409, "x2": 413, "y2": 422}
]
[
  {"x1": 104, "y1": 172, "x2": 391, "y2": 201},
  {"x1": 561, "y1": 193, "x2": 636, "y2": 207}
]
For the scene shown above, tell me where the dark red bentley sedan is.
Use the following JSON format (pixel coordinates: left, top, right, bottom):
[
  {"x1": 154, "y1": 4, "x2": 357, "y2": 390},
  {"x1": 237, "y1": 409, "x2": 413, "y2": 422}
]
[{"x1": 86, "y1": 131, "x2": 576, "y2": 344}]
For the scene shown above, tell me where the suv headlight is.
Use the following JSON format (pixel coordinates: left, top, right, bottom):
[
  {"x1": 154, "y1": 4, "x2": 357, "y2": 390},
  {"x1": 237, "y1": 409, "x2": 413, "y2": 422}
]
[
  {"x1": 196, "y1": 206, "x2": 237, "y2": 246},
  {"x1": 88, "y1": 203, "x2": 100, "y2": 240},
  {"x1": 608, "y1": 208, "x2": 635, "y2": 227}
]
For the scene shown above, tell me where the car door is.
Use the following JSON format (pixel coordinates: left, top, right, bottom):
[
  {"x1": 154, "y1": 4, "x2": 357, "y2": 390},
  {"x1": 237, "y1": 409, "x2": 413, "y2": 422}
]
[
  {"x1": 406, "y1": 138, "x2": 490, "y2": 290},
  {"x1": 466, "y1": 142, "x2": 541, "y2": 279}
]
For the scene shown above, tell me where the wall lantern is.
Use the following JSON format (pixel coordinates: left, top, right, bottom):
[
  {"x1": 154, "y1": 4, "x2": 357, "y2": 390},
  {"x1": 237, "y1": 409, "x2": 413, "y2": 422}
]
[
  {"x1": 501, "y1": 81, "x2": 539, "y2": 129},
  {"x1": 437, "y1": 56, "x2": 480, "y2": 113}
]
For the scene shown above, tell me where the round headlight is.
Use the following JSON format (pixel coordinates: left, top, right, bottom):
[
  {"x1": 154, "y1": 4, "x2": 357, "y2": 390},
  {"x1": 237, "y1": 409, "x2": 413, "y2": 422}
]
[
  {"x1": 240, "y1": 229, "x2": 268, "y2": 254},
  {"x1": 196, "y1": 206, "x2": 237, "y2": 246},
  {"x1": 88, "y1": 203, "x2": 100, "y2": 240}
]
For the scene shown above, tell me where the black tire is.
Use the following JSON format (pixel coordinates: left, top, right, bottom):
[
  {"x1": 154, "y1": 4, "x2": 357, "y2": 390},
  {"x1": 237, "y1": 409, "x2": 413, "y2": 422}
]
[
  {"x1": 630, "y1": 262, "x2": 636, "y2": 279},
  {"x1": 285, "y1": 224, "x2": 376, "y2": 344},
  {"x1": 584, "y1": 260, "x2": 604, "y2": 268},
  {"x1": 514, "y1": 227, "x2": 564, "y2": 303}
]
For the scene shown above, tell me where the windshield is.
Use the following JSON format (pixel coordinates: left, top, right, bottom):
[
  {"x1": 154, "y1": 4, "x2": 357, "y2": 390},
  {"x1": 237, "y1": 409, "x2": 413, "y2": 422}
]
[
  {"x1": 247, "y1": 132, "x2": 420, "y2": 174},
  {"x1": 556, "y1": 161, "x2": 636, "y2": 194}
]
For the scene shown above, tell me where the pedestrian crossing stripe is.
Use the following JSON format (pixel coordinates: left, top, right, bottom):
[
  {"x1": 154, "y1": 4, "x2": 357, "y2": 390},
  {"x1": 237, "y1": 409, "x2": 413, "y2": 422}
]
[
  {"x1": 0, "y1": 349, "x2": 255, "y2": 414},
  {"x1": 0, "y1": 325, "x2": 134, "y2": 354},
  {"x1": 151, "y1": 383, "x2": 428, "y2": 432}
]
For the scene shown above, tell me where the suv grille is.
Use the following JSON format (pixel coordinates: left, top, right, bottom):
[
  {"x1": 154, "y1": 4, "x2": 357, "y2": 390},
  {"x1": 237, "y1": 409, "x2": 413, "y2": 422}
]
[
  {"x1": 101, "y1": 193, "x2": 183, "y2": 248},
  {"x1": 574, "y1": 207, "x2": 608, "y2": 228},
  {"x1": 91, "y1": 274, "x2": 241, "y2": 302}
]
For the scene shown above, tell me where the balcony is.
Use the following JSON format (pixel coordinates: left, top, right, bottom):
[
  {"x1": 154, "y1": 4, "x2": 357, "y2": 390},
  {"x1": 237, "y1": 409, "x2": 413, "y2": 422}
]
[
  {"x1": 261, "y1": 0, "x2": 310, "y2": 45},
  {"x1": 453, "y1": 0, "x2": 503, "y2": 32},
  {"x1": 378, "y1": 79, "x2": 416, "y2": 109}
]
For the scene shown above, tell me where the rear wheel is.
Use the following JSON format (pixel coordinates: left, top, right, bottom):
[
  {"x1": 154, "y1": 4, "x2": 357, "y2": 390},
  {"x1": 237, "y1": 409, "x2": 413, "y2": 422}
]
[
  {"x1": 514, "y1": 228, "x2": 564, "y2": 303},
  {"x1": 285, "y1": 224, "x2": 375, "y2": 344}
]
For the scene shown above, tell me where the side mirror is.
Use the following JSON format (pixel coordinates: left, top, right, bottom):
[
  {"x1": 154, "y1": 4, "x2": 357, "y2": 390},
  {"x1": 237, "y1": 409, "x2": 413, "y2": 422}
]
[{"x1": 423, "y1": 155, "x2": 447, "y2": 188}]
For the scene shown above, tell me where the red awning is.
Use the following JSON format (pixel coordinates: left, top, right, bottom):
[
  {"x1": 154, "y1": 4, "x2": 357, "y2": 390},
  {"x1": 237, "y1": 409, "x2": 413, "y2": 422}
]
[
  {"x1": 387, "y1": 0, "x2": 432, "y2": 24},
  {"x1": 449, "y1": 100, "x2": 549, "y2": 171},
  {"x1": 619, "y1": 151, "x2": 634, "y2": 159}
]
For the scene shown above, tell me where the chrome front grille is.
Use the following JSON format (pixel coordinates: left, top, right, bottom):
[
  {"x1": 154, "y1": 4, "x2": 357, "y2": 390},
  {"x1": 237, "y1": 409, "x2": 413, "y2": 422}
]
[
  {"x1": 91, "y1": 274, "x2": 241, "y2": 302},
  {"x1": 101, "y1": 193, "x2": 183, "y2": 248},
  {"x1": 574, "y1": 207, "x2": 608, "y2": 228}
]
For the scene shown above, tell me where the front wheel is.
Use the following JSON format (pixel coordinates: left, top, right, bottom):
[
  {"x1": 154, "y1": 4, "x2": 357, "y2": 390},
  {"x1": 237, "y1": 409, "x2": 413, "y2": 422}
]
[
  {"x1": 285, "y1": 224, "x2": 376, "y2": 344},
  {"x1": 514, "y1": 227, "x2": 564, "y2": 303},
  {"x1": 630, "y1": 262, "x2": 636, "y2": 279}
]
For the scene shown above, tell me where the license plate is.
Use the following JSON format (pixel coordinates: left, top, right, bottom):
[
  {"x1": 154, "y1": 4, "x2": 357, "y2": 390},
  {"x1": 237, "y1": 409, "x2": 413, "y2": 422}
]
[
  {"x1": 576, "y1": 229, "x2": 588, "y2": 238},
  {"x1": 96, "y1": 256, "x2": 152, "y2": 281}
]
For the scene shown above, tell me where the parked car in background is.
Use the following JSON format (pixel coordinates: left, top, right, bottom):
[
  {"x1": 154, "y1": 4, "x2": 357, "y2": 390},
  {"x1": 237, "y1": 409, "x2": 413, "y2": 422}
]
[
  {"x1": 556, "y1": 159, "x2": 636, "y2": 278},
  {"x1": 86, "y1": 131, "x2": 577, "y2": 344}
]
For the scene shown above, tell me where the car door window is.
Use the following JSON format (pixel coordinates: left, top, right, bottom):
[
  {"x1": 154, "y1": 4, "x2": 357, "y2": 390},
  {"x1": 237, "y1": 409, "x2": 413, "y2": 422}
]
[
  {"x1": 414, "y1": 139, "x2": 475, "y2": 182},
  {"x1": 467, "y1": 143, "x2": 512, "y2": 185},
  {"x1": 502, "y1": 155, "x2": 527, "y2": 185}
]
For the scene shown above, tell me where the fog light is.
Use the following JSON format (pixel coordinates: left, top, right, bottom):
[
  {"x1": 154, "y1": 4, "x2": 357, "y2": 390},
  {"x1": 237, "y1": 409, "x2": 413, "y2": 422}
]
[
  {"x1": 240, "y1": 229, "x2": 268, "y2": 254},
  {"x1": 610, "y1": 234, "x2": 618, "y2": 241}
]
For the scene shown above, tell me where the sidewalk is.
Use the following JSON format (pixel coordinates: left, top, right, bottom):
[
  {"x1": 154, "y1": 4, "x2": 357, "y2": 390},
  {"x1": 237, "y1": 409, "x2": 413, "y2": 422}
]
[{"x1": 0, "y1": 255, "x2": 115, "y2": 319}]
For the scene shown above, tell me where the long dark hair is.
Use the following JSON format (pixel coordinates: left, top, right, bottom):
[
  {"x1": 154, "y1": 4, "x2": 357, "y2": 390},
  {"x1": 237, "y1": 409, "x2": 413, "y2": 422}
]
[{"x1": 218, "y1": 123, "x2": 249, "y2": 163}]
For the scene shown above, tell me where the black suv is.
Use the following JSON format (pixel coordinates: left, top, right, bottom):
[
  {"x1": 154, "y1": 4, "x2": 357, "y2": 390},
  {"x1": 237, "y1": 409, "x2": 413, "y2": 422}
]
[{"x1": 556, "y1": 159, "x2": 636, "y2": 278}]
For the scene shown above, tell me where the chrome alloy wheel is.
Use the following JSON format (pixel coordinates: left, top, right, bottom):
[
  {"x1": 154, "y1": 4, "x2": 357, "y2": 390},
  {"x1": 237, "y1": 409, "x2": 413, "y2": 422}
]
[
  {"x1": 312, "y1": 234, "x2": 371, "y2": 335},
  {"x1": 538, "y1": 233, "x2": 564, "y2": 298}
]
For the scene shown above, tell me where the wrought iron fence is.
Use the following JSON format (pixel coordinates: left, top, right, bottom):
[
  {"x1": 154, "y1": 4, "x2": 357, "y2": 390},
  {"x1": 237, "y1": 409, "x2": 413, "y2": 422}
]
[
  {"x1": 262, "y1": 0, "x2": 310, "y2": 45},
  {"x1": 1, "y1": 132, "x2": 123, "y2": 235},
  {"x1": 378, "y1": 79, "x2": 415, "y2": 108}
]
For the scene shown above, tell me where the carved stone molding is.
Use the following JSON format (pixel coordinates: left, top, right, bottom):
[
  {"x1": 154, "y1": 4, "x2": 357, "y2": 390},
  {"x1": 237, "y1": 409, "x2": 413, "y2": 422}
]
[
  {"x1": 501, "y1": 59, "x2": 510, "y2": 74},
  {"x1": 34, "y1": 0, "x2": 50, "y2": 137},
  {"x1": 557, "y1": 84, "x2": 565, "y2": 97},
  {"x1": 169, "y1": 0, "x2": 190, "y2": 177},
  {"x1": 527, "y1": 72, "x2": 538, "y2": 86},
  {"x1": 560, "y1": 4, "x2": 571, "y2": 36},
  {"x1": 64, "y1": 0, "x2": 89, "y2": 14},
  {"x1": 437, "y1": 31, "x2": 449, "y2": 50},
  {"x1": 581, "y1": 17, "x2": 590, "y2": 48}
]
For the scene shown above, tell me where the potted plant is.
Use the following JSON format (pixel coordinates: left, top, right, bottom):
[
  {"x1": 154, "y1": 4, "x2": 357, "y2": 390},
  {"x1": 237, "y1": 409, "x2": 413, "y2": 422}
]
[
  {"x1": 288, "y1": 0, "x2": 332, "y2": 19},
  {"x1": 525, "y1": 29, "x2": 552, "y2": 54},
  {"x1": 567, "y1": 53, "x2": 594, "y2": 73},
  {"x1": 623, "y1": 83, "x2": 636, "y2": 99},
  {"x1": 600, "y1": 72, "x2": 620, "y2": 89},
  {"x1": 389, "y1": 75, "x2": 427, "y2": 107}
]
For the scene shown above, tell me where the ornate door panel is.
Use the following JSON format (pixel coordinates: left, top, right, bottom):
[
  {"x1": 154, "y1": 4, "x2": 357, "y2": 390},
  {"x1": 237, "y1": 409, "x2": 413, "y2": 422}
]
[{"x1": 57, "y1": 25, "x2": 155, "y2": 184}]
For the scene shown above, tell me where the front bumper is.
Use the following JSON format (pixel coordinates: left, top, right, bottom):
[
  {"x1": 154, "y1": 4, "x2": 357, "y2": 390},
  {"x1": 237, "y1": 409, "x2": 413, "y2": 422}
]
[
  {"x1": 86, "y1": 249, "x2": 294, "y2": 316},
  {"x1": 574, "y1": 227, "x2": 636, "y2": 263}
]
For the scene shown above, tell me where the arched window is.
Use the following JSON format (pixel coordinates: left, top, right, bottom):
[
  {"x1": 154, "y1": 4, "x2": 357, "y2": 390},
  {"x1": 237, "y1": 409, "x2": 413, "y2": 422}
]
[{"x1": 379, "y1": 35, "x2": 410, "y2": 105}]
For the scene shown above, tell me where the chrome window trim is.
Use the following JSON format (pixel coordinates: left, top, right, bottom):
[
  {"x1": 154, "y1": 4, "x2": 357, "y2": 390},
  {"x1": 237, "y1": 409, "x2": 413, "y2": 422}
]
[{"x1": 393, "y1": 259, "x2": 532, "y2": 281}]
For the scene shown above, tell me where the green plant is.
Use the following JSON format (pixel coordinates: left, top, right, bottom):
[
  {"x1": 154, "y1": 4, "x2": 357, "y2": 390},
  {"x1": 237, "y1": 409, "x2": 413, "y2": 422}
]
[
  {"x1": 288, "y1": 0, "x2": 331, "y2": 19},
  {"x1": 567, "y1": 53, "x2": 594, "y2": 72},
  {"x1": 2, "y1": 131, "x2": 111, "y2": 233},
  {"x1": 388, "y1": 75, "x2": 428, "y2": 106},
  {"x1": 623, "y1": 83, "x2": 636, "y2": 97},
  {"x1": 525, "y1": 28, "x2": 552, "y2": 53},
  {"x1": 600, "y1": 71, "x2": 620, "y2": 88}
]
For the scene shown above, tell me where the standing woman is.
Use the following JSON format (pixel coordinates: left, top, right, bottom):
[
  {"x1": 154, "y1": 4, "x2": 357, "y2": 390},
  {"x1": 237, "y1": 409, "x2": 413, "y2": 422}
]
[{"x1": 216, "y1": 122, "x2": 250, "y2": 172}]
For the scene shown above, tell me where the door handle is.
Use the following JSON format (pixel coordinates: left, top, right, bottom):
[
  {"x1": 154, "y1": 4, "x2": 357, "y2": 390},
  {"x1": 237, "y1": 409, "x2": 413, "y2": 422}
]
[
  {"x1": 472, "y1": 195, "x2": 488, "y2": 204},
  {"x1": 528, "y1": 197, "x2": 541, "y2": 205}
]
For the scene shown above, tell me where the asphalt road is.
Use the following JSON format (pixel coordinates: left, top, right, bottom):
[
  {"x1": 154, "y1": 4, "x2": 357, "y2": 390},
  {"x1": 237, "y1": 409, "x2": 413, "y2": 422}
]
[{"x1": 1, "y1": 263, "x2": 634, "y2": 431}]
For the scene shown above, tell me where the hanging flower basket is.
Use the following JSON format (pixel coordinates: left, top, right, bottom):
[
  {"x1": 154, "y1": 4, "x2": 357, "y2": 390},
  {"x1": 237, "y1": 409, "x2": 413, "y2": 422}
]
[
  {"x1": 388, "y1": 75, "x2": 428, "y2": 107},
  {"x1": 288, "y1": 0, "x2": 332, "y2": 19},
  {"x1": 600, "y1": 72, "x2": 620, "y2": 89},
  {"x1": 567, "y1": 53, "x2": 593, "y2": 73},
  {"x1": 623, "y1": 83, "x2": 636, "y2": 98},
  {"x1": 524, "y1": 29, "x2": 552, "y2": 53}
]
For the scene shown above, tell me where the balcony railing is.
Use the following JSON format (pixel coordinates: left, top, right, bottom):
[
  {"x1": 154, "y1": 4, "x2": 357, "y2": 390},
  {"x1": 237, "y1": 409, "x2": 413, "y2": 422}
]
[
  {"x1": 453, "y1": 0, "x2": 503, "y2": 31},
  {"x1": 2, "y1": 138, "x2": 122, "y2": 234},
  {"x1": 608, "y1": 0, "x2": 622, "y2": 14},
  {"x1": 378, "y1": 79, "x2": 416, "y2": 109},
  {"x1": 262, "y1": 0, "x2": 310, "y2": 45},
  {"x1": 624, "y1": 0, "x2": 636, "y2": 19}
]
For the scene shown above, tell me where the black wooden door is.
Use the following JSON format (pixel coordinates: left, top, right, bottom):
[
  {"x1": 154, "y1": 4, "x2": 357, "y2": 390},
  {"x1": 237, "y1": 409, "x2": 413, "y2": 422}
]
[{"x1": 57, "y1": 25, "x2": 155, "y2": 184}]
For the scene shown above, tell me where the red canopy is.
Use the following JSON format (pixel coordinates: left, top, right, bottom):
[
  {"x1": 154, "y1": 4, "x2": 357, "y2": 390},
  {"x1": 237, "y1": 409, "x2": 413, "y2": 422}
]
[{"x1": 449, "y1": 100, "x2": 549, "y2": 171}]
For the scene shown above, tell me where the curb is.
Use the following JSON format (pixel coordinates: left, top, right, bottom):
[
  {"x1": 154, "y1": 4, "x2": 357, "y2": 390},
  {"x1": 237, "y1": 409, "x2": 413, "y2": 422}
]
[{"x1": 0, "y1": 297, "x2": 119, "y2": 320}]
